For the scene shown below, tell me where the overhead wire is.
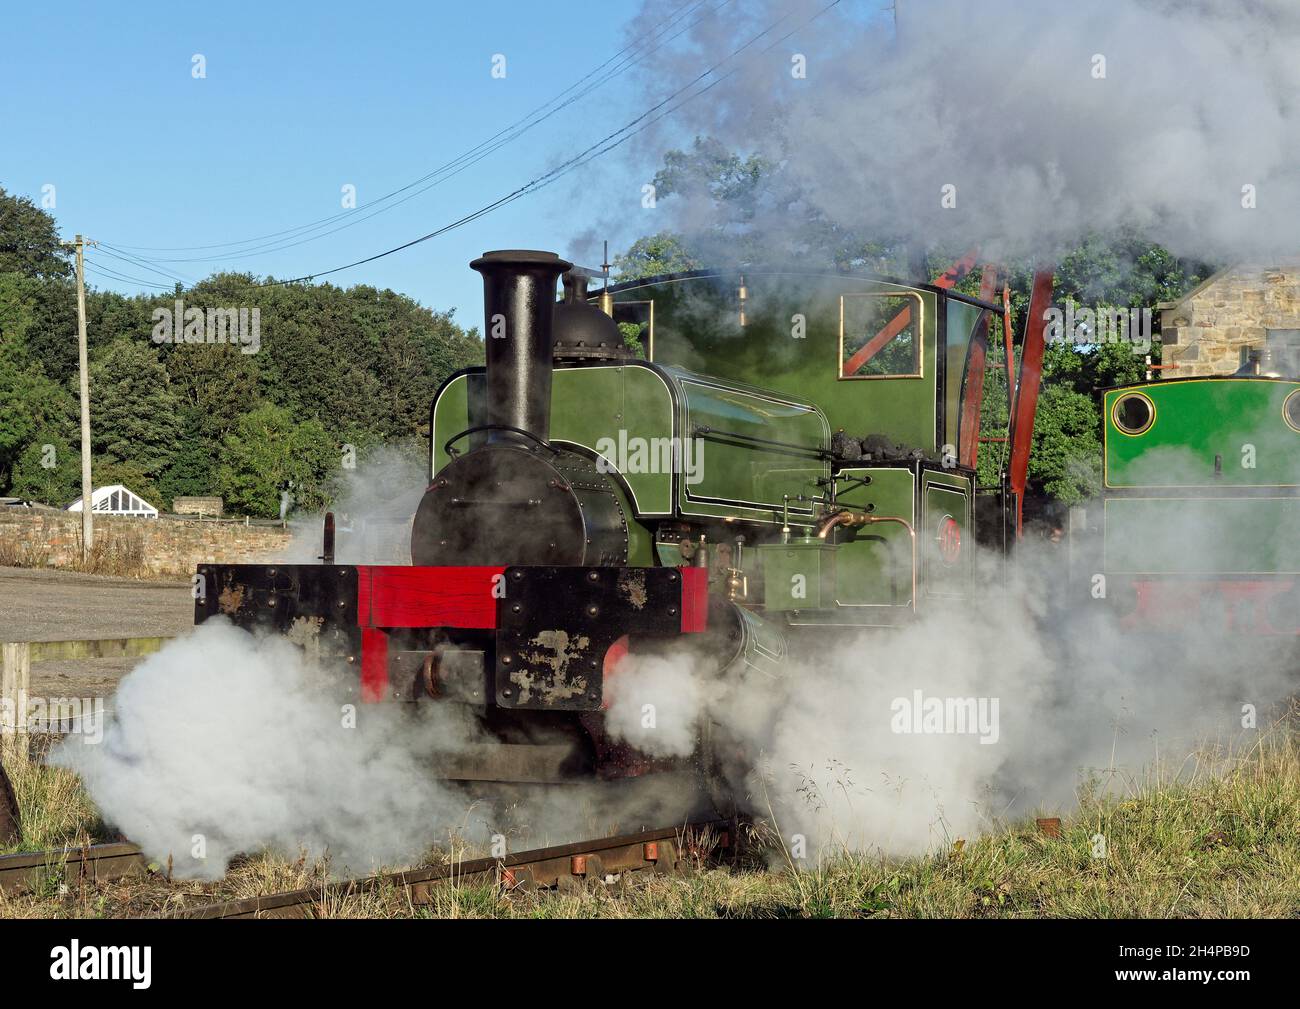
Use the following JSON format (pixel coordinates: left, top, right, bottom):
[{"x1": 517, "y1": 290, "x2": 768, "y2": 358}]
[
  {"x1": 104, "y1": 0, "x2": 724, "y2": 261},
  {"x1": 93, "y1": 0, "x2": 841, "y2": 294}
]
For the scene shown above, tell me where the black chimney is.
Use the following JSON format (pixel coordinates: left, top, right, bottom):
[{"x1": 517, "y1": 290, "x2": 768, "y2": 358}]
[{"x1": 471, "y1": 250, "x2": 572, "y2": 445}]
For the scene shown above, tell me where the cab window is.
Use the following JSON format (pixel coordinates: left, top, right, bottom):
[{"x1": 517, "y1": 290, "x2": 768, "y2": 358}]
[{"x1": 840, "y1": 292, "x2": 923, "y2": 378}]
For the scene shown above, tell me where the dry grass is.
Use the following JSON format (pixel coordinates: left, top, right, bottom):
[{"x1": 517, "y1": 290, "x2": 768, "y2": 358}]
[
  {"x1": 0, "y1": 524, "x2": 147, "y2": 577},
  {"x1": 70, "y1": 526, "x2": 149, "y2": 578},
  {"x1": 3, "y1": 721, "x2": 1300, "y2": 918},
  {"x1": 0, "y1": 739, "x2": 105, "y2": 856},
  {"x1": 0, "y1": 533, "x2": 51, "y2": 569}
]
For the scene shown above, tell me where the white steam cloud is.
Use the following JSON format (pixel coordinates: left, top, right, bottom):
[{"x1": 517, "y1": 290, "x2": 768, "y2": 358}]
[
  {"x1": 53, "y1": 621, "x2": 702, "y2": 880},
  {"x1": 282, "y1": 441, "x2": 427, "y2": 565},
  {"x1": 618, "y1": 0, "x2": 1300, "y2": 264},
  {"x1": 53, "y1": 619, "x2": 480, "y2": 879},
  {"x1": 603, "y1": 537, "x2": 1297, "y2": 857}
]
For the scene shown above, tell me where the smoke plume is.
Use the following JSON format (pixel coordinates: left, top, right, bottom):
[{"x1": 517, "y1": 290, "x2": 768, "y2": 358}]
[
  {"x1": 281, "y1": 440, "x2": 427, "y2": 565},
  {"x1": 52, "y1": 618, "x2": 702, "y2": 879},
  {"x1": 615, "y1": 0, "x2": 1300, "y2": 265},
  {"x1": 53, "y1": 620, "x2": 474, "y2": 879},
  {"x1": 603, "y1": 534, "x2": 1297, "y2": 857}
]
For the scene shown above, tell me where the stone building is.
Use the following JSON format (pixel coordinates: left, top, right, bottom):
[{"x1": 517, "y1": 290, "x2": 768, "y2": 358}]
[{"x1": 1158, "y1": 263, "x2": 1300, "y2": 377}]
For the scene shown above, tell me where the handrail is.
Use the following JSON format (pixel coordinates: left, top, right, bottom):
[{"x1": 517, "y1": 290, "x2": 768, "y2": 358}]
[{"x1": 443, "y1": 425, "x2": 559, "y2": 459}]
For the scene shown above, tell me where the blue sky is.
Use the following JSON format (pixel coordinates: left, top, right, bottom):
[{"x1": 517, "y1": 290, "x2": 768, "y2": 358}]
[{"x1": 1, "y1": 1, "x2": 666, "y2": 327}]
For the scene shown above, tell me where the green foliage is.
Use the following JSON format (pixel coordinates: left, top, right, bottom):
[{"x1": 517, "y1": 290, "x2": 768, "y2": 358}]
[
  {"x1": 614, "y1": 232, "x2": 701, "y2": 281},
  {"x1": 161, "y1": 339, "x2": 260, "y2": 449},
  {"x1": 0, "y1": 185, "x2": 70, "y2": 281},
  {"x1": 0, "y1": 274, "x2": 76, "y2": 494},
  {"x1": 617, "y1": 321, "x2": 647, "y2": 358},
  {"x1": 1028, "y1": 385, "x2": 1103, "y2": 504},
  {"x1": 91, "y1": 457, "x2": 165, "y2": 512},
  {"x1": 0, "y1": 186, "x2": 484, "y2": 511},
  {"x1": 1053, "y1": 230, "x2": 1212, "y2": 308},
  {"x1": 627, "y1": 137, "x2": 917, "y2": 274},
  {"x1": 89, "y1": 338, "x2": 181, "y2": 479},
  {"x1": 1043, "y1": 339, "x2": 1147, "y2": 396},
  {"x1": 156, "y1": 411, "x2": 219, "y2": 507},
  {"x1": 9, "y1": 435, "x2": 79, "y2": 506},
  {"x1": 652, "y1": 138, "x2": 769, "y2": 223},
  {"x1": 217, "y1": 403, "x2": 337, "y2": 517}
]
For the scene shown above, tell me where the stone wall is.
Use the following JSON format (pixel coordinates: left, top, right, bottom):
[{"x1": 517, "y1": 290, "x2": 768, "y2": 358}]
[
  {"x1": 1160, "y1": 263, "x2": 1300, "y2": 377},
  {"x1": 0, "y1": 511, "x2": 292, "y2": 577},
  {"x1": 172, "y1": 496, "x2": 224, "y2": 517}
]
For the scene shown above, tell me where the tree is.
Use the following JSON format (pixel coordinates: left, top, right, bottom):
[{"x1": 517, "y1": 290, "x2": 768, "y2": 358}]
[
  {"x1": 9, "y1": 435, "x2": 79, "y2": 506},
  {"x1": 617, "y1": 321, "x2": 647, "y2": 358},
  {"x1": 1042, "y1": 339, "x2": 1147, "y2": 398},
  {"x1": 625, "y1": 136, "x2": 913, "y2": 273},
  {"x1": 652, "y1": 138, "x2": 770, "y2": 221},
  {"x1": 88, "y1": 338, "x2": 180, "y2": 480},
  {"x1": 1027, "y1": 385, "x2": 1103, "y2": 505},
  {"x1": 614, "y1": 233, "x2": 702, "y2": 281},
  {"x1": 1053, "y1": 230, "x2": 1211, "y2": 309},
  {"x1": 92, "y1": 458, "x2": 165, "y2": 511},
  {"x1": 163, "y1": 339, "x2": 260, "y2": 432},
  {"x1": 0, "y1": 273, "x2": 77, "y2": 493},
  {"x1": 156, "y1": 410, "x2": 219, "y2": 507},
  {"x1": 217, "y1": 403, "x2": 337, "y2": 517},
  {"x1": 0, "y1": 186, "x2": 70, "y2": 281}
]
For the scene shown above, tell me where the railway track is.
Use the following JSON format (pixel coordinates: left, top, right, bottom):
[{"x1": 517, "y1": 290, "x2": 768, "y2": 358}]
[
  {"x1": 0, "y1": 842, "x2": 146, "y2": 896},
  {"x1": 0, "y1": 820, "x2": 739, "y2": 915},
  {"x1": 166, "y1": 819, "x2": 738, "y2": 919}
]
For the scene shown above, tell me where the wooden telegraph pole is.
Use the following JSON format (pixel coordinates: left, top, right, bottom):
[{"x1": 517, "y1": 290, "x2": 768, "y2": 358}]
[{"x1": 61, "y1": 234, "x2": 97, "y2": 559}]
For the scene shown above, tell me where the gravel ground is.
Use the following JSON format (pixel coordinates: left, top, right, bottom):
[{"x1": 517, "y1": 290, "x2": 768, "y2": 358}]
[
  {"x1": 0, "y1": 566, "x2": 194, "y2": 698},
  {"x1": 0, "y1": 566, "x2": 193, "y2": 642},
  {"x1": 29, "y1": 658, "x2": 140, "y2": 700}
]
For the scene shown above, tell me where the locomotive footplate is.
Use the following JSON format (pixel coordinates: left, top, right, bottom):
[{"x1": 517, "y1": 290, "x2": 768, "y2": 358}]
[{"x1": 495, "y1": 566, "x2": 689, "y2": 711}]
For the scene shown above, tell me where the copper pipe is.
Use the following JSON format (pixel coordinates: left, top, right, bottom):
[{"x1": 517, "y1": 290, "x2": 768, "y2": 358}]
[{"x1": 816, "y1": 511, "x2": 917, "y2": 612}]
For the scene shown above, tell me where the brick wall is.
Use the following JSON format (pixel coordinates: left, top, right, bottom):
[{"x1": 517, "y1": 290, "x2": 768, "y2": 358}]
[
  {"x1": 0, "y1": 511, "x2": 292, "y2": 577},
  {"x1": 1160, "y1": 264, "x2": 1300, "y2": 377}
]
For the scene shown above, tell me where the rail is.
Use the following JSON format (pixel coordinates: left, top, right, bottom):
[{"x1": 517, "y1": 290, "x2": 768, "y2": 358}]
[
  {"x1": 165, "y1": 819, "x2": 737, "y2": 919},
  {"x1": 0, "y1": 842, "x2": 145, "y2": 896}
]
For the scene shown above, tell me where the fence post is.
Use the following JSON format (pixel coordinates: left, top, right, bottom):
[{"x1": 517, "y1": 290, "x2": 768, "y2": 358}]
[{"x1": 1, "y1": 642, "x2": 30, "y2": 765}]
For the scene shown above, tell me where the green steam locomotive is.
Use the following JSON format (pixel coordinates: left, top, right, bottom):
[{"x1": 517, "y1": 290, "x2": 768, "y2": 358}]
[
  {"x1": 1091, "y1": 372, "x2": 1300, "y2": 635},
  {"x1": 199, "y1": 250, "x2": 1049, "y2": 783}
]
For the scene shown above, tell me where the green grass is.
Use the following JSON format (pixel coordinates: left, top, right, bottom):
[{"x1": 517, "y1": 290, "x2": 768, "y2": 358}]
[
  {"x1": 0, "y1": 740, "x2": 106, "y2": 856},
  {"x1": 3, "y1": 720, "x2": 1299, "y2": 918}
]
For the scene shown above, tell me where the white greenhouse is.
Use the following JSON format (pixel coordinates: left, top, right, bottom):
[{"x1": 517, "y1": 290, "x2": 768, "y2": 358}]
[{"x1": 66, "y1": 484, "x2": 159, "y2": 518}]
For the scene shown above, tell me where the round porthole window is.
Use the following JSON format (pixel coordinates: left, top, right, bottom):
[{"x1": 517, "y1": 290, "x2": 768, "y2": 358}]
[
  {"x1": 1285, "y1": 389, "x2": 1300, "y2": 433},
  {"x1": 1113, "y1": 393, "x2": 1155, "y2": 435}
]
